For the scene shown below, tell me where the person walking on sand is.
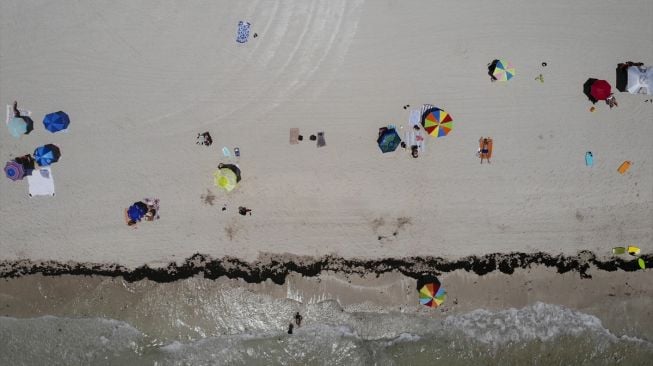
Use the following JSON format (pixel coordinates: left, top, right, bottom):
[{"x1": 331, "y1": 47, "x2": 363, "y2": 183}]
[{"x1": 294, "y1": 312, "x2": 303, "y2": 327}]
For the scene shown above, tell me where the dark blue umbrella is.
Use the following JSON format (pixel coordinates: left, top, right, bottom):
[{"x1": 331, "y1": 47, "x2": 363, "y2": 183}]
[
  {"x1": 43, "y1": 111, "x2": 70, "y2": 133},
  {"x1": 128, "y1": 201, "x2": 148, "y2": 222},
  {"x1": 34, "y1": 144, "x2": 61, "y2": 166},
  {"x1": 377, "y1": 128, "x2": 402, "y2": 153}
]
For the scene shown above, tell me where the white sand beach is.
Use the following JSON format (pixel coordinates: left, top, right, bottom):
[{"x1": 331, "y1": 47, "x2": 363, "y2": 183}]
[{"x1": 1, "y1": 0, "x2": 652, "y2": 267}]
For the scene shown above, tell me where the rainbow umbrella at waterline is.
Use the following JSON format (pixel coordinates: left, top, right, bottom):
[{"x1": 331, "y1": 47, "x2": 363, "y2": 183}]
[
  {"x1": 421, "y1": 107, "x2": 453, "y2": 138},
  {"x1": 418, "y1": 276, "x2": 446, "y2": 308}
]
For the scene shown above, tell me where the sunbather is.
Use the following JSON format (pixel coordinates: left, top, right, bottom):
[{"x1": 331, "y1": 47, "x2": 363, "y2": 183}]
[{"x1": 480, "y1": 138, "x2": 491, "y2": 164}]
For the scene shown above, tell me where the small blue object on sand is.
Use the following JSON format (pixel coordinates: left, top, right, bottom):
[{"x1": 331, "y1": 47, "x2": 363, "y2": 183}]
[
  {"x1": 585, "y1": 151, "x2": 593, "y2": 167},
  {"x1": 222, "y1": 147, "x2": 231, "y2": 157},
  {"x1": 236, "y1": 21, "x2": 251, "y2": 43},
  {"x1": 234, "y1": 147, "x2": 240, "y2": 157}
]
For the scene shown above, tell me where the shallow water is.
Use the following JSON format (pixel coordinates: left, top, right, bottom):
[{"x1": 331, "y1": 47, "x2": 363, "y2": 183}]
[{"x1": 1, "y1": 296, "x2": 651, "y2": 365}]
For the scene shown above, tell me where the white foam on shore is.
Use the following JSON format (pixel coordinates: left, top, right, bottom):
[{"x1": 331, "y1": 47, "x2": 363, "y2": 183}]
[{"x1": 443, "y1": 302, "x2": 653, "y2": 347}]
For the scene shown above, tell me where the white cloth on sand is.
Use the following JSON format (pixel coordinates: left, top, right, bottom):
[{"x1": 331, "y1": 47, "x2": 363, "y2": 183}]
[
  {"x1": 28, "y1": 167, "x2": 55, "y2": 197},
  {"x1": 6, "y1": 104, "x2": 32, "y2": 125},
  {"x1": 408, "y1": 109, "x2": 421, "y2": 128},
  {"x1": 404, "y1": 129, "x2": 426, "y2": 152}
]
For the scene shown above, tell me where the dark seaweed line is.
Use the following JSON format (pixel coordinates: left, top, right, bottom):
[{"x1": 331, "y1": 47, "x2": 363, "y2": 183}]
[{"x1": 0, "y1": 251, "x2": 649, "y2": 284}]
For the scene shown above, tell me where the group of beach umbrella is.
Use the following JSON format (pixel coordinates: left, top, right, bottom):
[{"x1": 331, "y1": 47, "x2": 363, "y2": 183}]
[
  {"x1": 5, "y1": 111, "x2": 68, "y2": 181},
  {"x1": 377, "y1": 59, "x2": 515, "y2": 154},
  {"x1": 377, "y1": 106, "x2": 455, "y2": 153},
  {"x1": 8, "y1": 111, "x2": 69, "y2": 139},
  {"x1": 4, "y1": 144, "x2": 61, "y2": 181}
]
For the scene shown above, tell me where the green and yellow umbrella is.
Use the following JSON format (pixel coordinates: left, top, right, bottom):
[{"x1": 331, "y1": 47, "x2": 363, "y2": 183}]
[
  {"x1": 417, "y1": 276, "x2": 446, "y2": 308},
  {"x1": 213, "y1": 164, "x2": 240, "y2": 192},
  {"x1": 421, "y1": 107, "x2": 453, "y2": 138}
]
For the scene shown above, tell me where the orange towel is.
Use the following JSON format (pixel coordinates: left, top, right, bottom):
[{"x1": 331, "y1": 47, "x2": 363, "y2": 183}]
[
  {"x1": 618, "y1": 161, "x2": 632, "y2": 175},
  {"x1": 479, "y1": 138, "x2": 493, "y2": 159}
]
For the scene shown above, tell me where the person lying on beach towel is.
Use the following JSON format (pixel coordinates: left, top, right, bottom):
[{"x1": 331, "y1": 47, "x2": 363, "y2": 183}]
[{"x1": 479, "y1": 137, "x2": 492, "y2": 164}]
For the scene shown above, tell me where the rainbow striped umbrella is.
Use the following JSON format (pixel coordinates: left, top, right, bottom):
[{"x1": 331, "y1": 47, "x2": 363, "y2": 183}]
[
  {"x1": 421, "y1": 107, "x2": 453, "y2": 138},
  {"x1": 490, "y1": 59, "x2": 515, "y2": 81},
  {"x1": 418, "y1": 276, "x2": 446, "y2": 308}
]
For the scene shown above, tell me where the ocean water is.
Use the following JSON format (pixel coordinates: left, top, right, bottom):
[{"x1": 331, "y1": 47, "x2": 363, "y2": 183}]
[{"x1": 1, "y1": 298, "x2": 651, "y2": 366}]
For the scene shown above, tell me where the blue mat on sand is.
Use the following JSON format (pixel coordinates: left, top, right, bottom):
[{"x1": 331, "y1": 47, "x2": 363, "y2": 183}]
[{"x1": 236, "y1": 21, "x2": 251, "y2": 43}]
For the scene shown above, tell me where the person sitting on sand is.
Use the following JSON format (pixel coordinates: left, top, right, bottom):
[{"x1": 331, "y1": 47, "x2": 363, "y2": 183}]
[
  {"x1": 606, "y1": 94, "x2": 618, "y2": 109},
  {"x1": 411, "y1": 145, "x2": 419, "y2": 158},
  {"x1": 14, "y1": 154, "x2": 35, "y2": 171},
  {"x1": 239, "y1": 206, "x2": 252, "y2": 216},
  {"x1": 13, "y1": 101, "x2": 20, "y2": 117}
]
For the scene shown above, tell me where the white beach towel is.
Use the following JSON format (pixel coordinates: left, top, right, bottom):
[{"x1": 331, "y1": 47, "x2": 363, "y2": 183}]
[
  {"x1": 409, "y1": 109, "x2": 421, "y2": 128},
  {"x1": 405, "y1": 129, "x2": 425, "y2": 152},
  {"x1": 28, "y1": 167, "x2": 55, "y2": 197},
  {"x1": 6, "y1": 104, "x2": 32, "y2": 125}
]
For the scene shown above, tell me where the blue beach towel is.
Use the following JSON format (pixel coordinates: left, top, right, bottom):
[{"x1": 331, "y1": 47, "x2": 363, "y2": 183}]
[
  {"x1": 585, "y1": 151, "x2": 593, "y2": 167},
  {"x1": 236, "y1": 21, "x2": 251, "y2": 43}
]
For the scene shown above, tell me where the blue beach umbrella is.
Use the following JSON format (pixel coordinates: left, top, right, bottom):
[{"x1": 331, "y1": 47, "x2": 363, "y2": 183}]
[
  {"x1": 43, "y1": 111, "x2": 70, "y2": 133},
  {"x1": 34, "y1": 144, "x2": 61, "y2": 166},
  {"x1": 128, "y1": 202, "x2": 148, "y2": 221},
  {"x1": 8, "y1": 117, "x2": 28, "y2": 138},
  {"x1": 377, "y1": 128, "x2": 402, "y2": 153}
]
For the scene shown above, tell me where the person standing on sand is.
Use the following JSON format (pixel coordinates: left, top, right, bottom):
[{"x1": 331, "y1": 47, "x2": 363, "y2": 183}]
[{"x1": 294, "y1": 312, "x2": 303, "y2": 327}]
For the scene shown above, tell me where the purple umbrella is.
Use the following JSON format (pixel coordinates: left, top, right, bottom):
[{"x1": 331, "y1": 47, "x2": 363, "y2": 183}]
[{"x1": 4, "y1": 161, "x2": 25, "y2": 181}]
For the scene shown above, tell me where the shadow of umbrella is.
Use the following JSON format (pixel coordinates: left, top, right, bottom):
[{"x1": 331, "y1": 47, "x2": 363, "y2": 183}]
[
  {"x1": 218, "y1": 163, "x2": 241, "y2": 182},
  {"x1": 21, "y1": 116, "x2": 34, "y2": 134},
  {"x1": 583, "y1": 78, "x2": 599, "y2": 104}
]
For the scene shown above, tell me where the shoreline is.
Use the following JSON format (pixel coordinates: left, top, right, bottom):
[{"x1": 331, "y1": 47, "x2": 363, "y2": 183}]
[
  {"x1": 1, "y1": 266, "x2": 651, "y2": 342},
  {"x1": 1, "y1": 251, "x2": 648, "y2": 283}
]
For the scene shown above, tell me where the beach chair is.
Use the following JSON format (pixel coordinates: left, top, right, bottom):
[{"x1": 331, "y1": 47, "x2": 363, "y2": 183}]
[
  {"x1": 27, "y1": 167, "x2": 55, "y2": 197},
  {"x1": 317, "y1": 131, "x2": 326, "y2": 147},
  {"x1": 290, "y1": 128, "x2": 299, "y2": 144}
]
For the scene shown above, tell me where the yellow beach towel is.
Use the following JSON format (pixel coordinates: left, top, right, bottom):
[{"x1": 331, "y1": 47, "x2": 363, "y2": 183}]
[{"x1": 627, "y1": 246, "x2": 640, "y2": 256}]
